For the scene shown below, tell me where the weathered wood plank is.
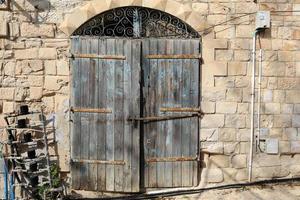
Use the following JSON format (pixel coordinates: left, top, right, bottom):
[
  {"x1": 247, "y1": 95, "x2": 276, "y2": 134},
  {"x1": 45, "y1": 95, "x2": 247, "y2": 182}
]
[
  {"x1": 71, "y1": 37, "x2": 81, "y2": 190},
  {"x1": 71, "y1": 108, "x2": 112, "y2": 113},
  {"x1": 145, "y1": 54, "x2": 201, "y2": 59},
  {"x1": 105, "y1": 39, "x2": 115, "y2": 192},
  {"x1": 88, "y1": 38, "x2": 98, "y2": 191},
  {"x1": 131, "y1": 40, "x2": 141, "y2": 192},
  {"x1": 114, "y1": 39, "x2": 124, "y2": 191},
  {"x1": 72, "y1": 53, "x2": 126, "y2": 60},
  {"x1": 97, "y1": 39, "x2": 107, "y2": 191}
]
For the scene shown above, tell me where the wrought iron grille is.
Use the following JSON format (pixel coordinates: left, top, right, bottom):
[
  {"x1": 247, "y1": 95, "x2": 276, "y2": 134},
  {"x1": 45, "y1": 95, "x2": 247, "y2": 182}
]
[{"x1": 72, "y1": 7, "x2": 200, "y2": 38}]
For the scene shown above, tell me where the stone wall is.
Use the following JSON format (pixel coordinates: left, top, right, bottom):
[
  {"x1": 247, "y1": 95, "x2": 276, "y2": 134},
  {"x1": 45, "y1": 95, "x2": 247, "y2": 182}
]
[{"x1": 0, "y1": 0, "x2": 300, "y2": 196}]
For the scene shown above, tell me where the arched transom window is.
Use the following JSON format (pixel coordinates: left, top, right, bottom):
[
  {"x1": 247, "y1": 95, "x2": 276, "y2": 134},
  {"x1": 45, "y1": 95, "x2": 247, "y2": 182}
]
[{"x1": 72, "y1": 6, "x2": 200, "y2": 38}]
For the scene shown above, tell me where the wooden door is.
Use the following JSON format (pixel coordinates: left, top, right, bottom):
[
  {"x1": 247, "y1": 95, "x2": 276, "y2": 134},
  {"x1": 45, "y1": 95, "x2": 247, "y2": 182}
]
[
  {"x1": 142, "y1": 39, "x2": 200, "y2": 188},
  {"x1": 70, "y1": 37, "x2": 141, "y2": 192}
]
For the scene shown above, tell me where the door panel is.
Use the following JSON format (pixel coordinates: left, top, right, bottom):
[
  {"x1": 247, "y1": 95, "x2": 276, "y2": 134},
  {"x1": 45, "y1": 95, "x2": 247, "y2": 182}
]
[
  {"x1": 71, "y1": 37, "x2": 141, "y2": 192},
  {"x1": 142, "y1": 39, "x2": 200, "y2": 188}
]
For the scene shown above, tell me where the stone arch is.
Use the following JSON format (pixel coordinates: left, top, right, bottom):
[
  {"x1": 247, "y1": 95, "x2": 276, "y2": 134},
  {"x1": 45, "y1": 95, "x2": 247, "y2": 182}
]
[{"x1": 59, "y1": 0, "x2": 205, "y2": 36}]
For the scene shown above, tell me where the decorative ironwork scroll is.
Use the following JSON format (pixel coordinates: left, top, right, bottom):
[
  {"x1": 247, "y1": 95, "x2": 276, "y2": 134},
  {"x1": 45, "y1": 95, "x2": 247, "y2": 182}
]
[{"x1": 72, "y1": 7, "x2": 200, "y2": 38}]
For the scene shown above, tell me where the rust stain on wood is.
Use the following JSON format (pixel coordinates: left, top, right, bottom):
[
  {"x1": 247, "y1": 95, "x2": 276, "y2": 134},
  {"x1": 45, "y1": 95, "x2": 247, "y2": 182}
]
[
  {"x1": 145, "y1": 54, "x2": 202, "y2": 59},
  {"x1": 72, "y1": 54, "x2": 126, "y2": 60},
  {"x1": 71, "y1": 107, "x2": 112, "y2": 113},
  {"x1": 72, "y1": 159, "x2": 125, "y2": 165},
  {"x1": 146, "y1": 156, "x2": 198, "y2": 163},
  {"x1": 128, "y1": 114, "x2": 200, "y2": 122}
]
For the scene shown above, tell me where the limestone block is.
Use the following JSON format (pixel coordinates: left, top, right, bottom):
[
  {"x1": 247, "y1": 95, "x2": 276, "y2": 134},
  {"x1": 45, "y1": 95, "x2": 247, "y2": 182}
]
[
  {"x1": 268, "y1": 77, "x2": 278, "y2": 89},
  {"x1": 279, "y1": 141, "x2": 290, "y2": 153},
  {"x1": 286, "y1": 90, "x2": 300, "y2": 103},
  {"x1": 201, "y1": 142, "x2": 224, "y2": 154},
  {"x1": 39, "y1": 48, "x2": 57, "y2": 59},
  {"x1": 215, "y1": 25, "x2": 235, "y2": 39},
  {"x1": 0, "y1": 88, "x2": 14, "y2": 100},
  {"x1": 142, "y1": 0, "x2": 167, "y2": 10},
  {"x1": 21, "y1": 23, "x2": 54, "y2": 38},
  {"x1": 281, "y1": 104, "x2": 294, "y2": 114},
  {"x1": 235, "y1": 169, "x2": 247, "y2": 181},
  {"x1": 255, "y1": 154, "x2": 281, "y2": 167},
  {"x1": 28, "y1": 76, "x2": 43, "y2": 87},
  {"x1": 263, "y1": 90, "x2": 273, "y2": 102},
  {"x1": 202, "y1": 168, "x2": 224, "y2": 183},
  {"x1": 4, "y1": 61, "x2": 15, "y2": 76},
  {"x1": 42, "y1": 96, "x2": 54, "y2": 113},
  {"x1": 219, "y1": 128, "x2": 236, "y2": 142},
  {"x1": 15, "y1": 48, "x2": 38, "y2": 60},
  {"x1": 216, "y1": 102, "x2": 237, "y2": 114},
  {"x1": 292, "y1": 115, "x2": 300, "y2": 128},
  {"x1": 209, "y1": 155, "x2": 230, "y2": 168},
  {"x1": 201, "y1": 114, "x2": 224, "y2": 128},
  {"x1": 44, "y1": 39, "x2": 69, "y2": 48},
  {"x1": 297, "y1": 62, "x2": 300, "y2": 77},
  {"x1": 192, "y1": 3, "x2": 208, "y2": 14},
  {"x1": 0, "y1": 12, "x2": 8, "y2": 37},
  {"x1": 235, "y1": 2, "x2": 257, "y2": 13},
  {"x1": 209, "y1": 3, "x2": 232, "y2": 14},
  {"x1": 215, "y1": 77, "x2": 235, "y2": 88},
  {"x1": 3, "y1": 102, "x2": 14, "y2": 114},
  {"x1": 44, "y1": 76, "x2": 68, "y2": 91},
  {"x1": 228, "y1": 62, "x2": 247, "y2": 75},
  {"x1": 291, "y1": 141, "x2": 300, "y2": 153},
  {"x1": 231, "y1": 39, "x2": 251, "y2": 50},
  {"x1": 264, "y1": 103, "x2": 280, "y2": 114},
  {"x1": 224, "y1": 142, "x2": 239, "y2": 154},
  {"x1": 225, "y1": 114, "x2": 246, "y2": 128},
  {"x1": 273, "y1": 115, "x2": 292, "y2": 128},
  {"x1": 282, "y1": 40, "x2": 300, "y2": 51},
  {"x1": 200, "y1": 129, "x2": 218, "y2": 142},
  {"x1": 235, "y1": 76, "x2": 249, "y2": 88},
  {"x1": 239, "y1": 142, "x2": 249, "y2": 154},
  {"x1": 253, "y1": 166, "x2": 289, "y2": 179},
  {"x1": 202, "y1": 87, "x2": 226, "y2": 102},
  {"x1": 205, "y1": 62, "x2": 228, "y2": 76},
  {"x1": 30, "y1": 87, "x2": 43, "y2": 100},
  {"x1": 185, "y1": 12, "x2": 207, "y2": 32},
  {"x1": 234, "y1": 50, "x2": 250, "y2": 61},
  {"x1": 282, "y1": 128, "x2": 298, "y2": 141},
  {"x1": 207, "y1": 15, "x2": 227, "y2": 25},
  {"x1": 44, "y1": 60, "x2": 57, "y2": 75},
  {"x1": 237, "y1": 103, "x2": 249, "y2": 114},
  {"x1": 231, "y1": 155, "x2": 247, "y2": 169},
  {"x1": 203, "y1": 39, "x2": 228, "y2": 49},
  {"x1": 165, "y1": 0, "x2": 186, "y2": 20},
  {"x1": 226, "y1": 88, "x2": 242, "y2": 102},
  {"x1": 278, "y1": 51, "x2": 293, "y2": 62},
  {"x1": 294, "y1": 4, "x2": 300, "y2": 16},
  {"x1": 0, "y1": 50, "x2": 13, "y2": 59},
  {"x1": 278, "y1": 78, "x2": 300, "y2": 90},
  {"x1": 237, "y1": 129, "x2": 250, "y2": 142},
  {"x1": 200, "y1": 102, "x2": 215, "y2": 114},
  {"x1": 16, "y1": 60, "x2": 43, "y2": 75},
  {"x1": 290, "y1": 165, "x2": 300, "y2": 177},
  {"x1": 215, "y1": 50, "x2": 233, "y2": 61},
  {"x1": 57, "y1": 60, "x2": 69, "y2": 76},
  {"x1": 236, "y1": 25, "x2": 254, "y2": 38},
  {"x1": 25, "y1": 39, "x2": 42, "y2": 48},
  {"x1": 273, "y1": 90, "x2": 285, "y2": 103},
  {"x1": 272, "y1": 39, "x2": 283, "y2": 51}
]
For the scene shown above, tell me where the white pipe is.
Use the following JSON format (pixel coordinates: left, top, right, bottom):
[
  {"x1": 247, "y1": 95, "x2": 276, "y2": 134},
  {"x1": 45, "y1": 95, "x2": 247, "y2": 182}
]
[
  {"x1": 257, "y1": 49, "x2": 263, "y2": 152},
  {"x1": 249, "y1": 30, "x2": 259, "y2": 182}
]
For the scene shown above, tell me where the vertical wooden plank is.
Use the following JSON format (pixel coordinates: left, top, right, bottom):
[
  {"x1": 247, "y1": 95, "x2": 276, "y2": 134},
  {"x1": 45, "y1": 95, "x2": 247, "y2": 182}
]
[
  {"x1": 172, "y1": 39, "x2": 182, "y2": 187},
  {"x1": 148, "y1": 39, "x2": 158, "y2": 187},
  {"x1": 97, "y1": 39, "x2": 107, "y2": 191},
  {"x1": 106, "y1": 39, "x2": 115, "y2": 192},
  {"x1": 142, "y1": 39, "x2": 150, "y2": 188},
  {"x1": 88, "y1": 38, "x2": 98, "y2": 190},
  {"x1": 123, "y1": 39, "x2": 133, "y2": 192},
  {"x1": 131, "y1": 39, "x2": 141, "y2": 192},
  {"x1": 80, "y1": 38, "x2": 91, "y2": 190},
  {"x1": 71, "y1": 37, "x2": 81, "y2": 190},
  {"x1": 181, "y1": 40, "x2": 192, "y2": 187},
  {"x1": 191, "y1": 40, "x2": 200, "y2": 186},
  {"x1": 156, "y1": 39, "x2": 166, "y2": 188},
  {"x1": 114, "y1": 39, "x2": 125, "y2": 191},
  {"x1": 164, "y1": 39, "x2": 174, "y2": 187}
]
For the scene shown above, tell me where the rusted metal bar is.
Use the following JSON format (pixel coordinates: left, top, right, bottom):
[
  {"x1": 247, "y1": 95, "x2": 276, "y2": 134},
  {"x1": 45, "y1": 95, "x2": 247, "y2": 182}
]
[
  {"x1": 128, "y1": 113, "x2": 201, "y2": 122},
  {"x1": 71, "y1": 107, "x2": 112, "y2": 114},
  {"x1": 160, "y1": 107, "x2": 202, "y2": 113},
  {"x1": 145, "y1": 54, "x2": 202, "y2": 59},
  {"x1": 146, "y1": 156, "x2": 198, "y2": 163},
  {"x1": 72, "y1": 54, "x2": 126, "y2": 60},
  {"x1": 71, "y1": 159, "x2": 125, "y2": 165}
]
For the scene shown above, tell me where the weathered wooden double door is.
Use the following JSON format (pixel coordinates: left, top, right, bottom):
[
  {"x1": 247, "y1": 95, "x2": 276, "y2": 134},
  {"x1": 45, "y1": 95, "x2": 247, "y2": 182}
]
[{"x1": 71, "y1": 37, "x2": 200, "y2": 193}]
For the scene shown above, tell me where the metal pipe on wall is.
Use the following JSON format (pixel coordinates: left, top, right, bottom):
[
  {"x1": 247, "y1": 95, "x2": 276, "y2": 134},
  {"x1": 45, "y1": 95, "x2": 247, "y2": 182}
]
[
  {"x1": 248, "y1": 30, "x2": 259, "y2": 182},
  {"x1": 257, "y1": 49, "x2": 263, "y2": 152}
]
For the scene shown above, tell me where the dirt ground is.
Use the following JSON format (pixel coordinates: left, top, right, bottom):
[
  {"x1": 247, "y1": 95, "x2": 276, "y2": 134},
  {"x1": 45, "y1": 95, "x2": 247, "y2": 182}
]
[{"x1": 166, "y1": 183, "x2": 300, "y2": 200}]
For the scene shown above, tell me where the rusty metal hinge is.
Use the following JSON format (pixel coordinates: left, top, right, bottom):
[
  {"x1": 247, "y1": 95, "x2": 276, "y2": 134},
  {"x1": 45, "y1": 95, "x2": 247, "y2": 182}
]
[
  {"x1": 70, "y1": 53, "x2": 126, "y2": 60},
  {"x1": 71, "y1": 159, "x2": 125, "y2": 165},
  {"x1": 70, "y1": 107, "x2": 112, "y2": 114},
  {"x1": 145, "y1": 54, "x2": 202, "y2": 60},
  {"x1": 146, "y1": 156, "x2": 198, "y2": 163}
]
